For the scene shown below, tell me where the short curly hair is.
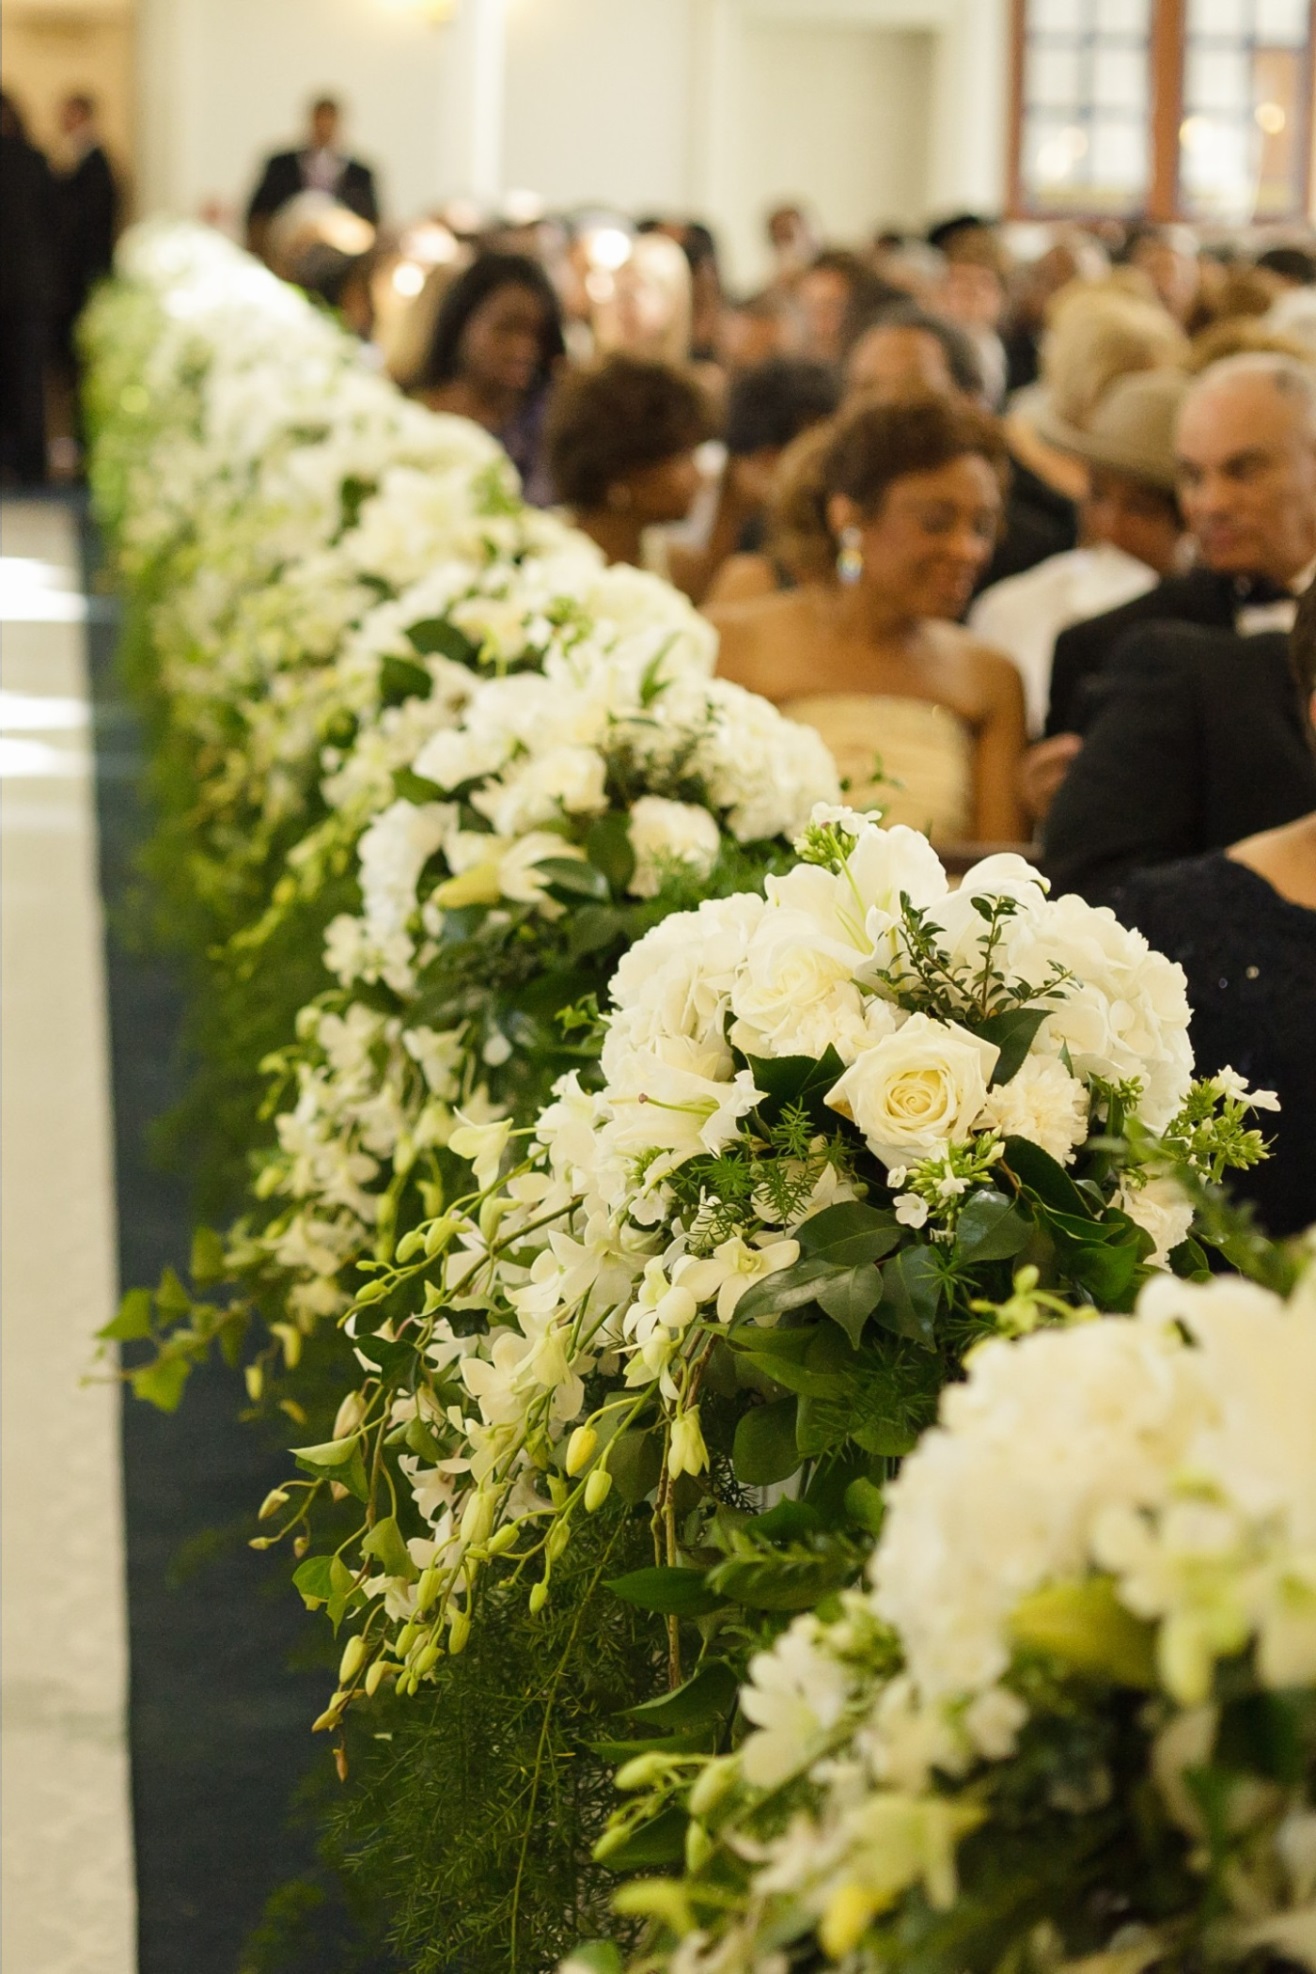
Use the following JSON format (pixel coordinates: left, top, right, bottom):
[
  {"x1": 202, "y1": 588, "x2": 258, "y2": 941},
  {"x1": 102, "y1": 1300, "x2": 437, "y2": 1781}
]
[{"x1": 545, "y1": 354, "x2": 711, "y2": 508}]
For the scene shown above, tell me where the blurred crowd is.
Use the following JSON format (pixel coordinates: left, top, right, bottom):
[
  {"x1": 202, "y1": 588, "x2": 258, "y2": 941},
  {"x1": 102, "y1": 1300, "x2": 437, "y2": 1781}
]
[{"x1": 3, "y1": 91, "x2": 1313, "y2": 1220}]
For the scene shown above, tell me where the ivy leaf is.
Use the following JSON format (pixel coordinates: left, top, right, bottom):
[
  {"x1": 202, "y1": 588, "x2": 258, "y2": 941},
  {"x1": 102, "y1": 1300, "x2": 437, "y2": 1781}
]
[
  {"x1": 795, "y1": 1200, "x2": 902, "y2": 1268},
  {"x1": 584, "y1": 811, "x2": 636, "y2": 894},
  {"x1": 953, "y1": 1189, "x2": 1032, "y2": 1266},
  {"x1": 99, "y1": 1287, "x2": 155, "y2": 1342},
  {"x1": 605, "y1": 1567, "x2": 723, "y2": 1616},
  {"x1": 1003, "y1": 1134, "x2": 1095, "y2": 1218},
  {"x1": 326, "y1": 1554, "x2": 359, "y2": 1628},
  {"x1": 361, "y1": 1513, "x2": 418, "y2": 1582},
  {"x1": 189, "y1": 1225, "x2": 227, "y2": 1286},
  {"x1": 627, "y1": 1660, "x2": 739, "y2": 1731},
  {"x1": 814, "y1": 1262, "x2": 884, "y2": 1348},
  {"x1": 129, "y1": 1355, "x2": 190, "y2": 1412},
  {"x1": 973, "y1": 1006, "x2": 1052, "y2": 1087},
  {"x1": 292, "y1": 1554, "x2": 336, "y2": 1611},
  {"x1": 154, "y1": 1263, "x2": 192, "y2": 1319},
  {"x1": 871, "y1": 1244, "x2": 943, "y2": 1347},
  {"x1": 732, "y1": 1397, "x2": 800, "y2": 1486}
]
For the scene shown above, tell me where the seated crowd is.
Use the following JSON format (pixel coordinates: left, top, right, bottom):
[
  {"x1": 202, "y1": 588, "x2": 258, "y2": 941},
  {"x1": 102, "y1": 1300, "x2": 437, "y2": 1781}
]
[{"x1": 274, "y1": 198, "x2": 1316, "y2": 1233}]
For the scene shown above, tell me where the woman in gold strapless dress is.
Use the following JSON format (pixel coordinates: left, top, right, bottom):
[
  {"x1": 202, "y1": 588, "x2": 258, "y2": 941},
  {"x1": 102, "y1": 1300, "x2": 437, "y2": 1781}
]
[{"x1": 708, "y1": 395, "x2": 1028, "y2": 845}]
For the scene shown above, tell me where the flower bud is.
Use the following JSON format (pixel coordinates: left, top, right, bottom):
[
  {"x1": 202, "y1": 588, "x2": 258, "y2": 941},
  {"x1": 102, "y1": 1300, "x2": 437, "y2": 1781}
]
[
  {"x1": 460, "y1": 1490, "x2": 495, "y2": 1548},
  {"x1": 584, "y1": 1468, "x2": 612, "y2": 1513},
  {"x1": 396, "y1": 1621, "x2": 419, "y2": 1657},
  {"x1": 528, "y1": 1580, "x2": 549, "y2": 1616},
  {"x1": 546, "y1": 1519, "x2": 571, "y2": 1563},
  {"x1": 339, "y1": 1634, "x2": 367, "y2": 1686},
  {"x1": 820, "y1": 1882, "x2": 877, "y2": 1961},
  {"x1": 565, "y1": 1424, "x2": 598, "y2": 1476},
  {"x1": 333, "y1": 1390, "x2": 367, "y2": 1440},
  {"x1": 614, "y1": 1750, "x2": 670, "y2": 1790},
  {"x1": 364, "y1": 1658, "x2": 391, "y2": 1697},
  {"x1": 413, "y1": 1641, "x2": 441, "y2": 1677},
  {"x1": 685, "y1": 1821, "x2": 713, "y2": 1873},
  {"x1": 311, "y1": 1697, "x2": 346, "y2": 1734},
  {"x1": 414, "y1": 1565, "x2": 441, "y2": 1613},
  {"x1": 448, "y1": 1607, "x2": 471, "y2": 1656},
  {"x1": 688, "y1": 1754, "x2": 738, "y2": 1819},
  {"x1": 258, "y1": 1487, "x2": 290, "y2": 1522},
  {"x1": 245, "y1": 1363, "x2": 264, "y2": 1402},
  {"x1": 487, "y1": 1521, "x2": 520, "y2": 1557}
]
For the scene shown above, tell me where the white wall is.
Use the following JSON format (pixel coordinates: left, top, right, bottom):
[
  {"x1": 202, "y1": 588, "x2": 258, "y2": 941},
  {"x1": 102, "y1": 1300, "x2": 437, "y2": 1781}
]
[{"x1": 134, "y1": 0, "x2": 1010, "y2": 268}]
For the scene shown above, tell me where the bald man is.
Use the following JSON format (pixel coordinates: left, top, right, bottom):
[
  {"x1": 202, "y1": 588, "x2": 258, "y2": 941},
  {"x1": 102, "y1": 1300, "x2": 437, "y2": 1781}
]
[{"x1": 1043, "y1": 353, "x2": 1316, "y2": 740}]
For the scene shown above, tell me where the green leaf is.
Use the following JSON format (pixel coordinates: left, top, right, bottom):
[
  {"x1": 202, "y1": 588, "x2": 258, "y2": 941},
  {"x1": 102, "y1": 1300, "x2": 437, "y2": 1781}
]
[
  {"x1": 795, "y1": 1200, "x2": 902, "y2": 1268},
  {"x1": 627, "y1": 1660, "x2": 739, "y2": 1731},
  {"x1": 1011, "y1": 1576, "x2": 1157, "y2": 1689},
  {"x1": 732, "y1": 1398, "x2": 800, "y2": 1486},
  {"x1": 746, "y1": 1047, "x2": 846, "y2": 1129},
  {"x1": 326, "y1": 1554, "x2": 359, "y2": 1627},
  {"x1": 561, "y1": 1945, "x2": 623, "y2": 1974},
  {"x1": 745, "y1": 1500, "x2": 822, "y2": 1543},
  {"x1": 99, "y1": 1287, "x2": 154, "y2": 1343},
  {"x1": 291, "y1": 1435, "x2": 362, "y2": 1469},
  {"x1": 708, "y1": 1545, "x2": 855, "y2": 1613},
  {"x1": 608, "y1": 1429, "x2": 664, "y2": 1506},
  {"x1": 189, "y1": 1225, "x2": 227, "y2": 1286},
  {"x1": 379, "y1": 652, "x2": 433, "y2": 704},
  {"x1": 815, "y1": 1263, "x2": 884, "y2": 1348},
  {"x1": 292, "y1": 1554, "x2": 336, "y2": 1611},
  {"x1": 734, "y1": 1256, "x2": 836, "y2": 1325},
  {"x1": 973, "y1": 1006, "x2": 1051, "y2": 1087},
  {"x1": 873, "y1": 1245, "x2": 943, "y2": 1347},
  {"x1": 584, "y1": 811, "x2": 636, "y2": 894},
  {"x1": 843, "y1": 1476, "x2": 886, "y2": 1537},
  {"x1": 1003, "y1": 1135, "x2": 1095, "y2": 1219},
  {"x1": 535, "y1": 856, "x2": 611, "y2": 903},
  {"x1": 596, "y1": 1807, "x2": 687, "y2": 1872},
  {"x1": 406, "y1": 617, "x2": 477, "y2": 664},
  {"x1": 953, "y1": 1189, "x2": 1032, "y2": 1266},
  {"x1": 361, "y1": 1514, "x2": 418, "y2": 1582},
  {"x1": 154, "y1": 1264, "x2": 192, "y2": 1319},
  {"x1": 567, "y1": 904, "x2": 627, "y2": 963},
  {"x1": 129, "y1": 1355, "x2": 190, "y2": 1412},
  {"x1": 605, "y1": 1567, "x2": 723, "y2": 1616}
]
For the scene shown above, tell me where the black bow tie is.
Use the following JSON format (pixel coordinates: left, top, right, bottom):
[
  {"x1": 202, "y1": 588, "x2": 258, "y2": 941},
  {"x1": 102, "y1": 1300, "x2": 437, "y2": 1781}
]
[{"x1": 1233, "y1": 576, "x2": 1294, "y2": 606}]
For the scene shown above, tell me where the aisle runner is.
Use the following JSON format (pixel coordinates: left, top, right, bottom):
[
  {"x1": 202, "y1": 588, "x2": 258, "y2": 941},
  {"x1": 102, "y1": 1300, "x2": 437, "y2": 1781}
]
[{"x1": 0, "y1": 499, "x2": 136, "y2": 1974}]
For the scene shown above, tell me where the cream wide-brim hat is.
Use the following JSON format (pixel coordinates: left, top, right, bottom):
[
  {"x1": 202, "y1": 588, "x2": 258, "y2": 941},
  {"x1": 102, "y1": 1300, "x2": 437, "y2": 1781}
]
[{"x1": 1034, "y1": 367, "x2": 1188, "y2": 494}]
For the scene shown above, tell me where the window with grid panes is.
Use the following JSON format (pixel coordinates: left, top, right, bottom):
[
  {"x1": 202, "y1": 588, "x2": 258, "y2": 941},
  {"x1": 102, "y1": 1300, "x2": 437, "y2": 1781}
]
[
  {"x1": 1179, "y1": 0, "x2": 1313, "y2": 220},
  {"x1": 1017, "y1": 0, "x2": 1155, "y2": 215}
]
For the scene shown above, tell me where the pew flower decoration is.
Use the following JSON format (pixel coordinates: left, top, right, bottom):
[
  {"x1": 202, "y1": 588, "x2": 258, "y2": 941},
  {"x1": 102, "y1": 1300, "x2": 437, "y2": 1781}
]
[
  {"x1": 601, "y1": 1248, "x2": 1316, "y2": 1970},
  {"x1": 271, "y1": 807, "x2": 1272, "y2": 1731}
]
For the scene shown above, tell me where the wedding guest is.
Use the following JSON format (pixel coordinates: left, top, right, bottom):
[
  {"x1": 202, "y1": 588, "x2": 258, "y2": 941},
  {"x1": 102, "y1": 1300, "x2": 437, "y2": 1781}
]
[
  {"x1": 414, "y1": 252, "x2": 565, "y2": 504},
  {"x1": 1043, "y1": 354, "x2": 1316, "y2": 740},
  {"x1": 0, "y1": 92, "x2": 56, "y2": 485},
  {"x1": 934, "y1": 228, "x2": 1010, "y2": 406},
  {"x1": 844, "y1": 302, "x2": 985, "y2": 406},
  {"x1": 1124, "y1": 222, "x2": 1203, "y2": 328},
  {"x1": 1042, "y1": 620, "x2": 1316, "y2": 905},
  {"x1": 50, "y1": 95, "x2": 117, "y2": 404},
  {"x1": 794, "y1": 250, "x2": 900, "y2": 367},
  {"x1": 703, "y1": 358, "x2": 841, "y2": 604},
  {"x1": 246, "y1": 97, "x2": 379, "y2": 257},
  {"x1": 545, "y1": 352, "x2": 724, "y2": 595},
  {"x1": 764, "y1": 203, "x2": 820, "y2": 290},
  {"x1": 710, "y1": 394, "x2": 1026, "y2": 844},
  {"x1": 970, "y1": 369, "x2": 1186, "y2": 733},
  {"x1": 1108, "y1": 596, "x2": 1316, "y2": 1236}
]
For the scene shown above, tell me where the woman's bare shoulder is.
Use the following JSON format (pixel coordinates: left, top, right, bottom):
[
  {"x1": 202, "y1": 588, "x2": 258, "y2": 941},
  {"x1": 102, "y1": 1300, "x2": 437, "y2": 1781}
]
[
  {"x1": 706, "y1": 588, "x2": 816, "y2": 693},
  {"x1": 929, "y1": 620, "x2": 1025, "y2": 694}
]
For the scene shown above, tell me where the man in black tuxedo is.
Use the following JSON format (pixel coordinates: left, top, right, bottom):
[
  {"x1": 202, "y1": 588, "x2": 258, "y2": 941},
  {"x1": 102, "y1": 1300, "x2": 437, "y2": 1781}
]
[
  {"x1": 1024, "y1": 353, "x2": 1316, "y2": 815},
  {"x1": 1041, "y1": 621, "x2": 1316, "y2": 905},
  {"x1": 50, "y1": 93, "x2": 118, "y2": 452},
  {"x1": 246, "y1": 98, "x2": 379, "y2": 257}
]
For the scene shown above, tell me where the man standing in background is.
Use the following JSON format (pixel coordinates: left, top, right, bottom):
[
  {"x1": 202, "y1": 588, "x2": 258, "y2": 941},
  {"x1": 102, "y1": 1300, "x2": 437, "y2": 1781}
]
[
  {"x1": 50, "y1": 91, "x2": 119, "y2": 469},
  {"x1": 246, "y1": 97, "x2": 380, "y2": 258},
  {"x1": 0, "y1": 92, "x2": 56, "y2": 485}
]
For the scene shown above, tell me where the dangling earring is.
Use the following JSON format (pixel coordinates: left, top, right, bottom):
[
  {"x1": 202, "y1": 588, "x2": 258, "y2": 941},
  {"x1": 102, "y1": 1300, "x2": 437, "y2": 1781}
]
[{"x1": 836, "y1": 525, "x2": 863, "y2": 586}]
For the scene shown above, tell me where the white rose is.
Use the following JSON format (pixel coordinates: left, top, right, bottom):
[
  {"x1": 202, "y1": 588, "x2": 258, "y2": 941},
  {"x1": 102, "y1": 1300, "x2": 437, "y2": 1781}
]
[
  {"x1": 827, "y1": 1014, "x2": 999, "y2": 1168},
  {"x1": 473, "y1": 744, "x2": 609, "y2": 836},
  {"x1": 977, "y1": 1053, "x2": 1090, "y2": 1165},
  {"x1": 729, "y1": 908, "x2": 862, "y2": 1058},
  {"x1": 626, "y1": 797, "x2": 722, "y2": 899}
]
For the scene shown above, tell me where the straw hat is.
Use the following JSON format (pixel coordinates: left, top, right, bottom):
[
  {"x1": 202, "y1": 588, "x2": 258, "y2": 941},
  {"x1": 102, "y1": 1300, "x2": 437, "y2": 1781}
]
[{"x1": 1038, "y1": 367, "x2": 1187, "y2": 493}]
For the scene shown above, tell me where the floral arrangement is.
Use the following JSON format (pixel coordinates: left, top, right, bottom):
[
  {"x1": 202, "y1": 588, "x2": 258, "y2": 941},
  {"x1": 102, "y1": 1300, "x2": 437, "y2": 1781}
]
[
  {"x1": 594, "y1": 1246, "x2": 1316, "y2": 1970},
  {"x1": 265, "y1": 804, "x2": 1268, "y2": 1751}
]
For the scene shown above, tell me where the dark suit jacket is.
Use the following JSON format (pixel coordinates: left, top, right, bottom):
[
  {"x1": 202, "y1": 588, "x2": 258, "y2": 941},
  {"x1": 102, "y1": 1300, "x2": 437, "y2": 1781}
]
[
  {"x1": 1044, "y1": 566, "x2": 1241, "y2": 736},
  {"x1": 1042, "y1": 624, "x2": 1316, "y2": 907},
  {"x1": 247, "y1": 151, "x2": 379, "y2": 226},
  {"x1": 52, "y1": 145, "x2": 118, "y2": 323}
]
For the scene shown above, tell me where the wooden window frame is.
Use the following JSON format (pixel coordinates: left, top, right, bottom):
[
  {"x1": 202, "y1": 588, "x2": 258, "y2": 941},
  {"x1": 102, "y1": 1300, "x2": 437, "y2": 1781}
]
[{"x1": 1007, "y1": 0, "x2": 1316, "y2": 222}]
